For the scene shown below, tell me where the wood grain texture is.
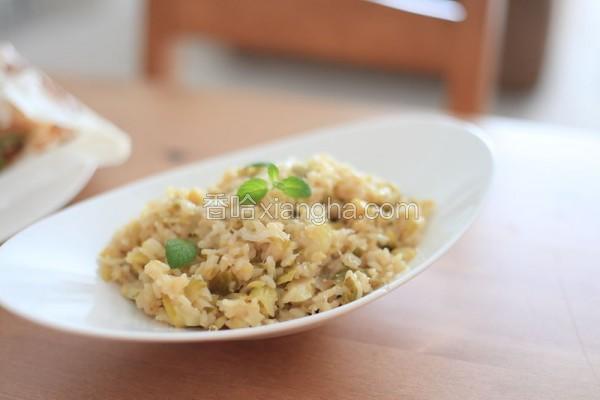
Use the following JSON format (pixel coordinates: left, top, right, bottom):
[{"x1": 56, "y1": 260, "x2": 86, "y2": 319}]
[{"x1": 1, "y1": 81, "x2": 599, "y2": 400}]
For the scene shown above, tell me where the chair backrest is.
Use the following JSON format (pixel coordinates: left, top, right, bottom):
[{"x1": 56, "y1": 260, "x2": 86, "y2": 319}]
[{"x1": 145, "y1": 0, "x2": 505, "y2": 114}]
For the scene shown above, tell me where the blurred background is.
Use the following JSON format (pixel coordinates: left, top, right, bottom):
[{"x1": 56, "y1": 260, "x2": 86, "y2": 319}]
[{"x1": 0, "y1": 0, "x2": 598, "y2": 129}]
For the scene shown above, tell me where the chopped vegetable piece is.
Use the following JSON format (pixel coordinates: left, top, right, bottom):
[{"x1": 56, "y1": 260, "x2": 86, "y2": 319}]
[
  {"x1": 250, "y1": 285, "x2": 278, "y2": 317},
  {"x1": 209, "y1": 271, "x2": 236, "y2": 296},
  {"x1": 165, "y1": 238, "x2": 197, "y2": 269},
  {"x1": 342, "y1": 271, "x2": 362, "y2": 303},
  {"x1": 184, "y1": 278, "x2": 207, "y2": 301},
  {"x1": 162, "y1": 296, "x2": 185, "y2": 327}
]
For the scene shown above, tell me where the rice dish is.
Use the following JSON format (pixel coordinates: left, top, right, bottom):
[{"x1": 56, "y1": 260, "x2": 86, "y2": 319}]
[{"x1": 99, "y1": 155, "x2": 433, "y2": 330}]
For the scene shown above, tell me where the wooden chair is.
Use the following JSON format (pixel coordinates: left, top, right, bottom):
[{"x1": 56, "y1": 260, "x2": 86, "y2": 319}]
[{"x1": 145, "y1": 0, "x2": 508, "y2": 115}]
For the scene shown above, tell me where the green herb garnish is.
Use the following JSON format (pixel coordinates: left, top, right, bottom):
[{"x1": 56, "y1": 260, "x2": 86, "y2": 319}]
[
  {"x1": 237, "y1": 177, "x2": 269, "y2": 205},
  {"x1": 165, "y1": 238, "x2": 198, "y2": 269},
  {"x1": 274, "y1": 176, "x2": 311, "y2": 198},
  {"x1": 248, "y1": 162, "x2": 271, "y2": 168},
  {"x1": 267, "y1": 163, "x2": 279, "y2": 182},
  {"x1": 237, "y1": 162, "x2": 312, "y2": 204}
]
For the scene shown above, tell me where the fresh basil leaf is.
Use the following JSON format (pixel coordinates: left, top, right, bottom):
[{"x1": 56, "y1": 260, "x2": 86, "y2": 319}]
[
  {"x1": 267, "y1": 163, "x2": 279, "y2": 182},
  {"x1": 275, "y1": 176, "x2": 311, "y2": 199},
  {"x1": 165, "y1": 238, "x2": 198, "y2": 269},
  {"x1": 247, "y1": 162, "x2": 271, "y2": 168},
  {"x1": 248, "y1": 161, "x2": 279, "y2": 182},
  {"x1": 237, "y1": 177, "x2": 269, "y2": 205}
]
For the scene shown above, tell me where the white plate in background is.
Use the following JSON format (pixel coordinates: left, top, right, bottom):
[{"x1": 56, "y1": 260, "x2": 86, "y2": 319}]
[
  {"x1": 0, "y1": 43, "x2": 131, "y2": 241},
  {"x1": 0, "y1": 129, "x2": 130, "y2": 241},
  {"x1": 0, "y1": 114, "x2": 493, "y2": 342}
]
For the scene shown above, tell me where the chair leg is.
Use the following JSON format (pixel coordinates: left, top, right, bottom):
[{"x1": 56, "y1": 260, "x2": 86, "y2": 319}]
[
  {"x1": 144, "y1": 0, "x2": 177, "y2": 80},
  {"x1": 447, "y1": 0, "x2": 507, "y2": 115}
]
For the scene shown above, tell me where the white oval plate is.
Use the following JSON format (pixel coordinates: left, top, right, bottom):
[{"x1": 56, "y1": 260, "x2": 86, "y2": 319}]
[{"x1": 0, "y1": 114, "x2": 493, "y2": 342}]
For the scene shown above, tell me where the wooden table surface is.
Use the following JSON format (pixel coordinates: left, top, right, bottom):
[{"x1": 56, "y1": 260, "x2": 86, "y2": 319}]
[{"x1": 1, "y1": 80, "x2": 599, "y2": 400}]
